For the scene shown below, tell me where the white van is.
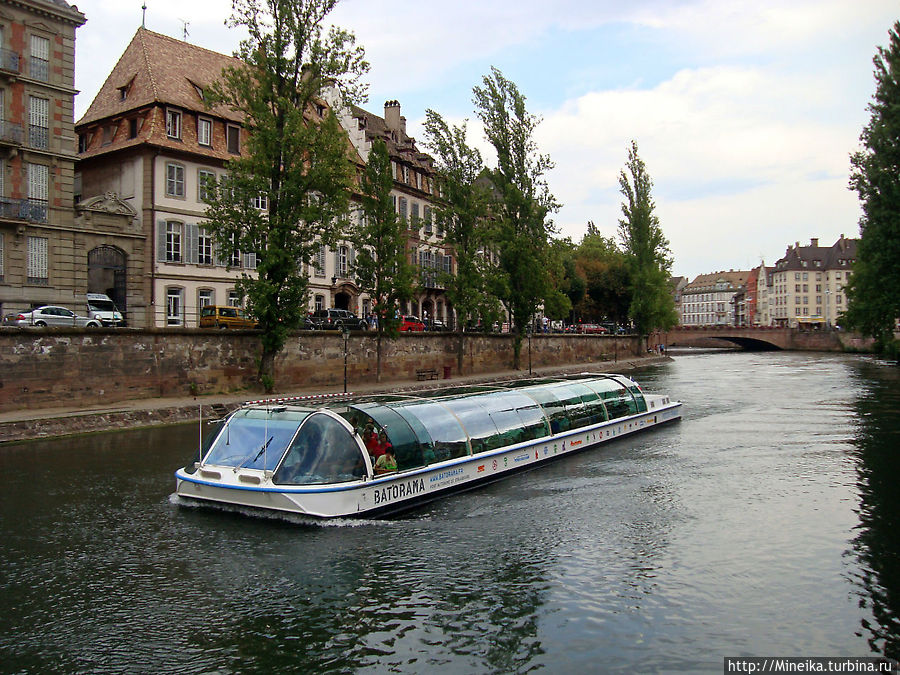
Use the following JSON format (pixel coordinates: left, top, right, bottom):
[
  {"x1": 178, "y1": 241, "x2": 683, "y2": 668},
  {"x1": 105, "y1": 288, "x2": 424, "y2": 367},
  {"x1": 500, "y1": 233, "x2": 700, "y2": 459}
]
[{"x1": 85, "y1": 293, "x2": 125, "y2": 327}]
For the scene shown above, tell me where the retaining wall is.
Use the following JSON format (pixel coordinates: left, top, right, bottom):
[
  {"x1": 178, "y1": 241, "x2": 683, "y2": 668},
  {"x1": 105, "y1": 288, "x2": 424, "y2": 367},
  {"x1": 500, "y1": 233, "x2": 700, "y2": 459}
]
[{"x1": 0, "y1": 328, "x2": 643, "y2": 413}]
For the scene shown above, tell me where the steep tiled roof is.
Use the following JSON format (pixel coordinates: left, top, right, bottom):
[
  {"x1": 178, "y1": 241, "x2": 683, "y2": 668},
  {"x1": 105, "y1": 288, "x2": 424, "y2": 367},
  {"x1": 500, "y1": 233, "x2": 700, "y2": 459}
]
[
  {"x1": 684, "y1": 270, "x2": 750, "y2": 292},
  {"x1": 77, "y1": 28, "x2": 243, "y2": 127},
  {"x1": 774, "y1": 236, "x2": 857, "y2": 272},
  {"x1": 348, "y1": 104, "x2": 433, "y2": 172}
]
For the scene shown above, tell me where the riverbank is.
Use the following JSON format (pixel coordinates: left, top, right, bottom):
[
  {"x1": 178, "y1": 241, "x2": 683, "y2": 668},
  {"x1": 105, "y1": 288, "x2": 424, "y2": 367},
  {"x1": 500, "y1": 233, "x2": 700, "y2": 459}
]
[{"x1": 0, "y1": 356, "x2": 668, "y2": 443}]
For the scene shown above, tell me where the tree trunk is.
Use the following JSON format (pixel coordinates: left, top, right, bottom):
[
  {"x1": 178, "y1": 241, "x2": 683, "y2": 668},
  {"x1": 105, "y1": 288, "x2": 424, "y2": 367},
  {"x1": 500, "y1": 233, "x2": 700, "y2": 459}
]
[
  {"x1": 376, "y1": 329, "x2": 383, "y2": 383},
  {"x1": 258, "y1": 348, "x2": 277, "y2": 393},
  {"x1": 456, "y1": 330, "x2": 465, "y2": 375}
]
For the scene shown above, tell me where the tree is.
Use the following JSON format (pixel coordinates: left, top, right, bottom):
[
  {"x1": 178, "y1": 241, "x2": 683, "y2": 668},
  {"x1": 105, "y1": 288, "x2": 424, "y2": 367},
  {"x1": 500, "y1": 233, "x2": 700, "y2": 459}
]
[
  {"x1": 617, "y1": 141, "x2": 677, "y2": 336},
  {"x1": 473, "y1": 67, "x2": 559, "y2": 368},
  {"x1": 201, "y1": 0, "x2": 368, "y2": 391},
  {"x1": 352, "y1": 138, "x2": 416, "y2": 382},
  {"x1": 576, "y1": 226, "x2": 631, "y2": 326},
  {"x1": 422, "y1": 110, "x2": 497, "y2": 372},
  {"x1": 845, "y1": 20, "x2": 900, "y2": 358}
]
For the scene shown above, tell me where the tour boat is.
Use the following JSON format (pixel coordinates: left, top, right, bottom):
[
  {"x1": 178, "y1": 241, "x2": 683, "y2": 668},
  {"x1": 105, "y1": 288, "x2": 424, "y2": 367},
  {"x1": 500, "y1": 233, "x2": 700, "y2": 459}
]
[{"x1": 174, "y1": 373, "x2": 682, "y2": 520}]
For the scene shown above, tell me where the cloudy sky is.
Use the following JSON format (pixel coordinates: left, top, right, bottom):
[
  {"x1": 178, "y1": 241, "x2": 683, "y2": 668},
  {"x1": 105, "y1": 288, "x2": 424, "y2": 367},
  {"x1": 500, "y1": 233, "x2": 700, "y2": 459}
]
[{"x1": 72, "y1": 0, "x2": 898, "y2": 280}]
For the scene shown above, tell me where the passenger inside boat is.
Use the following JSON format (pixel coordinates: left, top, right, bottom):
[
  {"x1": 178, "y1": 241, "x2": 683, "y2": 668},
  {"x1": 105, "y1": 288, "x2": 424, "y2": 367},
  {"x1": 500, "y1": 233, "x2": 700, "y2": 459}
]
[{"x1": 273, "y1": 413, "x2": 366, "y2": 485}]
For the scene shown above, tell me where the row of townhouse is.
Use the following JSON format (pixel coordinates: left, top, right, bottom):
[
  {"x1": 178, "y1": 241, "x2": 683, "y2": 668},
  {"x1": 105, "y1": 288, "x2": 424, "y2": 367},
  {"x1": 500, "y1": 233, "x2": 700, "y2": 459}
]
[
  {"x1": 1, "y1": 9, "x2": 455, "y2": 329},
  {"x1": 74, "y1": 27, "x2": 455, "y2": 329},
  {"x1": 676, "y1": 235, "x2": 857, "y2": 328}
]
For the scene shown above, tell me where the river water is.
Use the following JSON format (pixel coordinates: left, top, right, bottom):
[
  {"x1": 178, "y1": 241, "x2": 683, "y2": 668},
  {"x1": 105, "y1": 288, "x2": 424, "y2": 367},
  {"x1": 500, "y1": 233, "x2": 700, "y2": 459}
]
[{"x1": 1, "y1": 351, "x2": 899, "y2": 674}]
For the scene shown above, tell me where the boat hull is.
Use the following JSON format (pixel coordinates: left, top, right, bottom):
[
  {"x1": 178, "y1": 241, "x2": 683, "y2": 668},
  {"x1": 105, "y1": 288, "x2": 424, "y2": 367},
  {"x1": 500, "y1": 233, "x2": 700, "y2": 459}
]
[{"x1": 175, "y1": 397, "x2": 682, "y2": 519}]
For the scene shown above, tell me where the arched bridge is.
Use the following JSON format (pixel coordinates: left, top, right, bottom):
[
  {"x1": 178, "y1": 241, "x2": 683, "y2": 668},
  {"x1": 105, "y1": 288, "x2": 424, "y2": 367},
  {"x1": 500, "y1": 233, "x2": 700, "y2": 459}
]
[{"x1": 660, "y1": 326, "x2": 844, "y2": 351}]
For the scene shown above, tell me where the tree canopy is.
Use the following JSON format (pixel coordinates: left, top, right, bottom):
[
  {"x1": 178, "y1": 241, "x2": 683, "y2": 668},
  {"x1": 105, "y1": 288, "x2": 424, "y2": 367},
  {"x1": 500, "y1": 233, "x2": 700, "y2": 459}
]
[
  {"x1": 473, "y1": 67, "x2": 559, "y2": 367},
  {"x1": 617, "y1": 141, "x2": 677, "y2": 336},
  {"x1": 201, "y1": 0, "x2": 368, "y2": 390},
  {"x1": 845, "y1": 20, "x2": 900, "y2": 358}
]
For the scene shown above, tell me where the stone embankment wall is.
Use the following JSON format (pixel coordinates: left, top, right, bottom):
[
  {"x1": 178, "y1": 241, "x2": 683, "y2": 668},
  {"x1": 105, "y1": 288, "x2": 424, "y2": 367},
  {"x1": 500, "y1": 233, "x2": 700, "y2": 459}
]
[{"x1": 0, "y1": 329, "x2": 643, "y2": 413}]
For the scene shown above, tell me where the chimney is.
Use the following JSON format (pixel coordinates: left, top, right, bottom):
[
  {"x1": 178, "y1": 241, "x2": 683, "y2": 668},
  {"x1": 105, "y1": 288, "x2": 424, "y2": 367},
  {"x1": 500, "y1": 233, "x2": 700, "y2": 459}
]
[
  {"x1": 400, "y1": 115, "x2": 407, "y2": 135},
  {"x1": 384, "y1": 100, "x2": 401, "y2": 133},
  {"x1": 795, "y1": 242, "x2": 800, "y2": 249},
  {"x1": 810, "y1": 238, "x2": 819, "y2": 247}
]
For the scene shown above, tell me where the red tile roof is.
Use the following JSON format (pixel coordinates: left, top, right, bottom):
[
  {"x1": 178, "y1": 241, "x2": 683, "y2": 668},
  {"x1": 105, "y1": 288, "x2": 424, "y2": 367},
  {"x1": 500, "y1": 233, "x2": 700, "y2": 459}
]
[{"x1": 77, "y1": 27, "x2": 243, "y2": 128}]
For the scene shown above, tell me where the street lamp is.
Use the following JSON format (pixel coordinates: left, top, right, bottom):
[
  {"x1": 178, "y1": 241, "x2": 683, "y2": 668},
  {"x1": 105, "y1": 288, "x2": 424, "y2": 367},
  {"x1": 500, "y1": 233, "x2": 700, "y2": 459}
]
[
  {"x1": 342, "y1": 325, "x2": 350, "y2": 393},
  {"x1": 526, "y1": 323, "x2": 533, "y2": 375}
]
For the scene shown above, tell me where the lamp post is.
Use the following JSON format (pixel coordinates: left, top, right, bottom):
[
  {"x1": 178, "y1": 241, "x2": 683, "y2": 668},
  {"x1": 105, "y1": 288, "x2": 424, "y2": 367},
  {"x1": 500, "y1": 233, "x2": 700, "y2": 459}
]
[
  {"x1": 527, "y1": 323, "x2": 532, "y2": 375},
  {"x1": 342, "y1": 325, "x2": 350, "y2": 393}
]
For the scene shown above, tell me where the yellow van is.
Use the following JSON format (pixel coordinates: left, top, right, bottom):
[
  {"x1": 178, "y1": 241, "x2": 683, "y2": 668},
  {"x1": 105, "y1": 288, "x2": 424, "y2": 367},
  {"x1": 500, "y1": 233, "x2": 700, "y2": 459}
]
[{"x1": 199, "y1": 306, "x2": 258, "y2": 329}]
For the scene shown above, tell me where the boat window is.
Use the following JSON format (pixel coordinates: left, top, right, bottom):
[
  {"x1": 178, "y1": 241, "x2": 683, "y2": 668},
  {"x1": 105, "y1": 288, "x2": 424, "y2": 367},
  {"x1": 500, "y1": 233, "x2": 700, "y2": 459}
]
[
  {"x1": 442, "y1": 397, "x2": 500, "y2": 455},
  {"x1": 273, "y1": 413, "x2": 365, "y2": 485},
  {"x1": 586, "y1": 378, "x2": 635, "y2": 419},
  {"x1": 353, "y1": 403, "x2": 422, "y2": 472},
  {"x1": 203, "y1": 409, "x2": 308, "y2": 471},
  {"x1": 519, "y1": 387, "x2": 568, "y2": 434},
  {"x1": 516, "y1": 405, "x2": 550, "y2": 442},
  {"x1": 627, "y1": 383, "x2": 648, "y2": 412},
  {"x1": 396, "y1": 401, "x2": 467, "y2": 465},
  {"x1": 567, "y1": 381, "x2": 608, "y2": 427}
]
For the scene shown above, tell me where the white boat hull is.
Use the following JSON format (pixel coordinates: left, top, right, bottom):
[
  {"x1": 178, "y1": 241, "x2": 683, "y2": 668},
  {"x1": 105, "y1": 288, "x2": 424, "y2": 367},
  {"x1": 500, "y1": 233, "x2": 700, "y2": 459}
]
[{"x1": 175, "y1": 396, "x2": 681, "y2": 519}]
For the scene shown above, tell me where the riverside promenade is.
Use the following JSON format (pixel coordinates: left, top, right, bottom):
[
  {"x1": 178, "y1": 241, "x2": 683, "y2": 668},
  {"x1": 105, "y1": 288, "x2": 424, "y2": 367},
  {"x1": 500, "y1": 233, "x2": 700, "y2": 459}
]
[{"x1": 0, "y1": 356, "x2": 668, "y2": 444}]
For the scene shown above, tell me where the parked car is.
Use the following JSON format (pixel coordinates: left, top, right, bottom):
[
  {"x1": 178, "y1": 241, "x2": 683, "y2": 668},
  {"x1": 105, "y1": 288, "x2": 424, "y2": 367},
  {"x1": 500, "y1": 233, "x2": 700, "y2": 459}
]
[
  {"x1": 85, "y1": 293, "x2": 126, "y2": 327},
  {"x1": 400, "y1": 315, "x2": 426, "y2": 332},
  {"x1": 309, "y1": 308, "x2": 367, "y2": 331},
  {"x1": 427, "y1": 319, "x2": 450, "y2": 332},
  {"x1": 578, "y1": 323, "x2": 608, "y2": 334},
  {"x1": 5, "y1": 305, "x2": 101, "y2": 328},
  {"x1": 199, "y1": 305, "x2": 259, "y2": 329}
]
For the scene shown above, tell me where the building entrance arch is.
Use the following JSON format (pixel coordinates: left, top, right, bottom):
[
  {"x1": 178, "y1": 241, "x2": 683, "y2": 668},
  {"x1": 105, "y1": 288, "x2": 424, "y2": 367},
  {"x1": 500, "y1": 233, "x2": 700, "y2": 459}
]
[{"x1": 88, "y1": 245, "x2": 127, "y2": 313}]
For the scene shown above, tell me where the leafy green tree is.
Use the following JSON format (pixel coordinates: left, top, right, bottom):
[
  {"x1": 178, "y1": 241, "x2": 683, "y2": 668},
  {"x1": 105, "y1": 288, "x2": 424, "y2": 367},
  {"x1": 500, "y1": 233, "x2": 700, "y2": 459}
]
[
  {"x1": 352, "y1": 138, "x2": 416, "y2": 382},
  {"x1": 473, "y1": 67, "x2": 559, "y2": 368},
  {"x1": 617, "y1": 141, "x2": 677, "y2": 336},
  {"x1": 422, "y1": 110, "x2": 497, "y2": 371},
  {"x1": 576, "y1": 226, "x2": 631, "y2": 326},
  {"x1": 543, "y1": 237, "x2": 577, "y2": 324},
  {"x1": 845, "y1": 20, "x2": 900, "y2": 358},
  {"x1": 201, "y1": 0, "x2": 368, "y2": 391}
]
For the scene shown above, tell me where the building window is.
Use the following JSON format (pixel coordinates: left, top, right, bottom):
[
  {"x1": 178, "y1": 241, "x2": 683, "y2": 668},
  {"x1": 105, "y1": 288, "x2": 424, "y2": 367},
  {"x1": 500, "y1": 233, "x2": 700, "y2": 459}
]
[
  {"x1": 398, "y1": 197, "x2": 408, "y2": 220},
  {"x1": 226, "y1": 125, "x2": 240, "y2": 154},
  {"x1": 27, "y1": 163, "x2": 48, "y2": 222},
  {"x1": 166, "y1": 163, "x2": 185, "y2": 197},
  {"x1": 28, "y1": 96, "x2": 48, "y2": 149},
  {"x1": 198, "y1": 117, "x2": 212, "y2": 146},
  {"x1": 198, "y1": 227, "x2": 213, "y2": 265},
  {"x1": 166, "y1": 287, "x2": 184, "y2": 326},
  {"x1": 338, "y1": 245, "x2": 348, "y2": 277},
  {"x1": 129, "y1": 118, "x2": 138, "y2": 139},
  {"x1": 198, "y1": 289, "x2": 214, "y2": 310},
  {"x1": 228, "y1": 290, "x2": 241, "y2": 306},
  {"x1": 314, "y1": 244, "x2": 326, "y2": 277},
  {"x1": 251, "y1": 192, "x2": 268, "y2": 210},
  {"x1": 165, "y1": 221, "x2": 182, "y2": 262},
  {"x1": 198, "y1": 169, "x2": 216, "y2": 202},
  {"x1": 402, "y1": 165, "x2": 409, "y2": 183},
  {"x1": 228, "y1": 233, "x2": 241, "y2": 268},
  {"x1": 315, "y1": 294, "x2": 325, "y2": 311},
  {"x1": 27, "y1": 236, "x2": 48, "y2": 285},
  {"x1": 166, "y1": 109, "x2": 182, "y2": 139},
  {"x1": 30, "y1": 35, "x2": 49, "y2": 82}
]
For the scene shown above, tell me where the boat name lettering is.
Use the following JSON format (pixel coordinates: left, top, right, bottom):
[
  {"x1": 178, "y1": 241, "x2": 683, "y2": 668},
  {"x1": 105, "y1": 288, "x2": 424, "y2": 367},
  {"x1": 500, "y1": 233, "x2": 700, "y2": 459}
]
[
  {"x1": 373, "y1": 478, "x2": 426, "y2": 505},
  {"x1": 430, "y1": 468, "x2": 464, "y2": 483}
]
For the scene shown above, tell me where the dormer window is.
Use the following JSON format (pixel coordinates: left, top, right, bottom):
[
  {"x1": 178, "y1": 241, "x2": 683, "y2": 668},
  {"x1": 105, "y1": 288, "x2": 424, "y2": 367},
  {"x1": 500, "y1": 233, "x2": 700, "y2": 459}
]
[
  {"x1": 166, "y1": 109, "x2": 182, "y2": 139},
  {"x1": 118, "y1": 86, "x2": 128, "y2": 101}
]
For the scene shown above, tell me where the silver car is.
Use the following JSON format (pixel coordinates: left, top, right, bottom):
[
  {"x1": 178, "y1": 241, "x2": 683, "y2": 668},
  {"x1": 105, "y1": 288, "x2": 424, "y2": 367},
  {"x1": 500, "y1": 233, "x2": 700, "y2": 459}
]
[{"x1": 6, "y1": 305, "x2": 101, "y2": 328}]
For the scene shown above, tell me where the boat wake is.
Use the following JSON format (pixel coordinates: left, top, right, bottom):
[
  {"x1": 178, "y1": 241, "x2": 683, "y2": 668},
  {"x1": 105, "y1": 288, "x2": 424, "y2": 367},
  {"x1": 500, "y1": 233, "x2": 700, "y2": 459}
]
[{"x1": 167, "y1": 493, "x2": 391, "y2": 528}]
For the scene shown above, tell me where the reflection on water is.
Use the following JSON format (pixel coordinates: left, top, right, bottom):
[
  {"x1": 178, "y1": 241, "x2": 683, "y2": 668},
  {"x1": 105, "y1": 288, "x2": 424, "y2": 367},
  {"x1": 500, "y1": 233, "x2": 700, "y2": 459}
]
[
  {"x1": 848, "y1": 359, "x2": 900, "y2": 659},
  {"x1": 1, "y1": 352, "x2": 899, "y2": 673}
]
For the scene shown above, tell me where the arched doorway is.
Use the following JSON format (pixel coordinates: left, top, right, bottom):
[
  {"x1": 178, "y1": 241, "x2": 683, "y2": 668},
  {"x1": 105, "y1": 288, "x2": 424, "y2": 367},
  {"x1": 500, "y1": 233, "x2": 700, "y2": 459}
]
[
  {"x1": 334, "y1": 291, "x2": 351, "y2": 311},
  {"x1": 88, "y1": 246, "x2": 127, "y2": 312},
  {"x1": 422, "y1": 299, "x2": 434, "y2": 327}
]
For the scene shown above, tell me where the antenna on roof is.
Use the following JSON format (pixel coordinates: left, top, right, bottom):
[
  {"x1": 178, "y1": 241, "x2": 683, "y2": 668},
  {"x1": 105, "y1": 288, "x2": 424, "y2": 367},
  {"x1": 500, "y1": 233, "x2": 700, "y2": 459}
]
[
  {"x1": 179, "y1": 18, "x2": 190, "y2": 41},
  {"x1": 141, "y1": 2, "x2": 147, "y2": 28}
]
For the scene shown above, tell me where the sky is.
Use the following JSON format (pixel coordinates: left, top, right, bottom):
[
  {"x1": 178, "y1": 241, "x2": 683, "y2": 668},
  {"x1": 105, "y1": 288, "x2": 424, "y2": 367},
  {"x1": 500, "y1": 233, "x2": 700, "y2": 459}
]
[{"x1": 71, "y1": 0, "x2": 898, "y2": 281}]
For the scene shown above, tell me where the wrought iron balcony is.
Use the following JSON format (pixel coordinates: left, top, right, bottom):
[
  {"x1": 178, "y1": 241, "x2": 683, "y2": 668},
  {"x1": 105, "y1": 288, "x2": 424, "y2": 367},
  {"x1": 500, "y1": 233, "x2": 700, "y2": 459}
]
[
  {"x1": 0, "y1": 197, "x2": 48, "y2": 223},
  {"x1": 0, "y1": 119, "x2": 24, "y2": 145},
  {"x1": 0, "y1": 48, "x2": 20, "y2": 73}
]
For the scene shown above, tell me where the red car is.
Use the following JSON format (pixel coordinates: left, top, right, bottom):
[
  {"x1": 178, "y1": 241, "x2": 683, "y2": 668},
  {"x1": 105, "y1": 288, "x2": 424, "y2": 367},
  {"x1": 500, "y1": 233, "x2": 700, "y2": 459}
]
[
  {"x1": 578, "y1": 323, "x2": 608, "y2": 334},
  {"x1": 400, "y1": 315, "x2": 426, "y2": 331}
]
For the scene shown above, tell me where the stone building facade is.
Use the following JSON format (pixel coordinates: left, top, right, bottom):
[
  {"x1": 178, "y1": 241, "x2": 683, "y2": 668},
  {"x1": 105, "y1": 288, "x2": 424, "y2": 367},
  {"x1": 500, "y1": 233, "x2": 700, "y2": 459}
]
[
  {"x1": 680, "y1": 270, "x2": 750, "y2": 327},
  {"x1": 769, "y1": 236, "x2": 857, "y2": 328},
  {"x1": 0, "y1": 0, "x2": 94, "y2": 318}
]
